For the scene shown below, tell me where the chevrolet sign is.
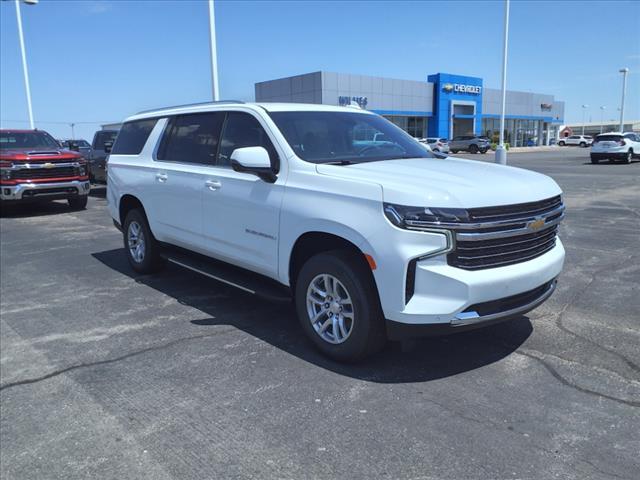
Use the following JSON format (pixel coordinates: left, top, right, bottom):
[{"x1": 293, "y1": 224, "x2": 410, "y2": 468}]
[{"x1": 443, "y1": 83, "x2": 481, "y2": 95}]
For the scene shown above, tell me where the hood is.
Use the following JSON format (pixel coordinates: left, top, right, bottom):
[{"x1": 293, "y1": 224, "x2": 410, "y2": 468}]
[
  {"x1": 316, "y1": 157, "x2": 562, "y2": 208},
  {"x1": 0, "y1": 148, "x2": 82, "y2": 162}
]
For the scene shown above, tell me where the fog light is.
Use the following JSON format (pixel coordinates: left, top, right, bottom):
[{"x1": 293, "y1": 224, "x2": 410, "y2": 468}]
[{"x1": 3, "y1": 188, "x2": 11, "y2": 195}]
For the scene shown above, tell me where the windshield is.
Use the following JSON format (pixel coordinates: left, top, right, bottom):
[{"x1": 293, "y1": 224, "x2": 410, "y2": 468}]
[
  {"x1": 269, "y1": 111, "x2": 432, "y2": 164},
  {"x1": 596, "y1": 135, "x2": 622, "y2": 142},
  {"x1": 0, "y1": 131, "x2": 60, "y2": 150},
  {"x1": 93, "y1": 130, "x2": 118, "y2": 150}
]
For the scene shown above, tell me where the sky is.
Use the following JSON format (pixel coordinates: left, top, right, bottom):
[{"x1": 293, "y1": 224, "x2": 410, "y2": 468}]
[{"x1": 1, "y1": 0, "x2": 639, "y2": 141}]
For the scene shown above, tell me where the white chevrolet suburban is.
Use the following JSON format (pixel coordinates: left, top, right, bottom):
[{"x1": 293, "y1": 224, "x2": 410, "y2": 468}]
[{"x1": 107, "y1": 101, "x2": 565, "y2": 362}]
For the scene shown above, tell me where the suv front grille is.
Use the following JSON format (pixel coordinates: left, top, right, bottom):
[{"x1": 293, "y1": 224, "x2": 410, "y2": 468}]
[
  {"x1": 448, "y1": 225, "x2": 558, "y2": 270},
  {"x1": 447, "y1": 196, "x2": 564, "y2": 270}
]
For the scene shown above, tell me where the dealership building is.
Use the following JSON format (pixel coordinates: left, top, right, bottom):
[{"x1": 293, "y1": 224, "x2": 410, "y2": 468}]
[{"x1": 255, "y1": 72, "x2": 565, "y2": 147}]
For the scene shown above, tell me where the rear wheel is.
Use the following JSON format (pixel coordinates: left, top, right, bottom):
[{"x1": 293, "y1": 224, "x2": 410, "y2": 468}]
[
  {"x1": 590, "y1": 156, "x2": 600, "y2": 164},
  {"x1": 450, "y1": 149, "x2": 458, "y2": 154},
  {"x1": 295, "y1": 250, "x2": 386, "y2": 362},
  {"x1": 68, "y1": 196, "x2": 87, "y2": 210},
  {"x1": 580, "y1": 142, "x2": 586, "y2": 147},
  {"x1": 123, "y1": 208, "x2": 165, "y2": 274},
  {"x1": 625, "y1": 150, "x2": 633, "y2": 164},
  {"x1": 469, "y1": 144, "x2": 479, "y2": 154},
  {"x1": 559, "y1": 141, "x2": 565, "y2": 146}
]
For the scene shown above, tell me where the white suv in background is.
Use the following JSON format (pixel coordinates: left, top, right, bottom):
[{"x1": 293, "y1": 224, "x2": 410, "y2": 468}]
[
  {"x1": 107, "y1": 102, "x2": 565, "y2": 362},
  {"x1": 590, "y1": 132, "x2": 639, "y2": 164},
  {"x1": 420, "y1": 137, "x2": 450, "y2": 154},
  {"x1": 558, "y1": 135, "x2": 593, "y2": 147}
]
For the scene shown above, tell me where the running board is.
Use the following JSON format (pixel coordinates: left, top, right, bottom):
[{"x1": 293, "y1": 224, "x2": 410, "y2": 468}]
[{"x1": 160, "y1": 247, "x2": 291, "y2": 303}]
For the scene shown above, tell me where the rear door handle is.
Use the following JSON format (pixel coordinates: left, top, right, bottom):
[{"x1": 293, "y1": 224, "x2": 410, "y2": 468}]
[
  {"x1": 156, "y1": 173, "x2": 168, "y2": 183},
  {"x1": 205, "y1": 179, "x2": 222, "y2": 191}
]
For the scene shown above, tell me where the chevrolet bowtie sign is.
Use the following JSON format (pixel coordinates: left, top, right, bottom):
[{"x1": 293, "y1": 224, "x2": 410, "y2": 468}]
[{"x1": 442, "y1": 83, "x2": 481, "y2": 95}]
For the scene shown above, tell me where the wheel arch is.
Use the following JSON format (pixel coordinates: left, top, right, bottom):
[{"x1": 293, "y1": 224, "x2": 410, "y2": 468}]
[
  {"x1": 287, "y1": 229, "x2": 377, "y2": 294},
  {"x1": 119, "y1": 194, "x2": 145, "y2": 226}
]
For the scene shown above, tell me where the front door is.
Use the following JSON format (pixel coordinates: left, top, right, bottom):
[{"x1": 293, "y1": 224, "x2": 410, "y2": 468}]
[{"x1": 201, "y1": 111, "x2": 283, "y2": 278}]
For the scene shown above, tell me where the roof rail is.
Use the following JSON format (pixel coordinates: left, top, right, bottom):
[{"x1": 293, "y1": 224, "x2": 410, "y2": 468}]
[{"x1": 136, "y1": 100, "x2": 246, "y2": 115}]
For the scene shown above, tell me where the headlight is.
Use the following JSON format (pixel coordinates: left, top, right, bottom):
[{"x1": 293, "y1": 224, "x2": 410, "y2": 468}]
[
  {"x1": 383, "y1": 202, "x2": 469, "y2": 229},
  {"x1": 0, "y1": 162, "x2": 12, "y2": 180},
  {"x1": 77, "y1": 158, "x2": 87, "y2": 176}
]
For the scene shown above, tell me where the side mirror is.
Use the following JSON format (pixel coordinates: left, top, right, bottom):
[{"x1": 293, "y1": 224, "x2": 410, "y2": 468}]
[
  {"x1": 230, "y1": 146, "x2": 276, "y2": 183},
  {"x1": 103, "y1": 141, "x2": 113, "y2": 154}
]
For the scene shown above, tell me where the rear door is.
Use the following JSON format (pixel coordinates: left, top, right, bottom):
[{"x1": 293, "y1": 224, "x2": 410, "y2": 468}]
[
  {"x1": 149, "y1": 112, "x2": 225, "y2": 250},
  {"x1": 201, "y1": 110, "x2": 284, "y2": 277}
]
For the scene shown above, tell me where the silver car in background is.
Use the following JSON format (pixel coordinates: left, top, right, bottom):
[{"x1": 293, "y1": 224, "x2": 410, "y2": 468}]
[{"x1": 421, "y1": 137, "x2": 450, "y2": 154}]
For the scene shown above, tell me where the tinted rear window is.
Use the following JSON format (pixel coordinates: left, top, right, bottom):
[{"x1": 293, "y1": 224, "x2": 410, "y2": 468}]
[
  {"x1": 595, "y1": 135, "x2": 622, "y2": 142},
  {"x1": 111, "y1": 119, "x2": 157, "y2": 155},
  {"x1": 93, "y1": 131, "x2": 118, "y2": 150}
]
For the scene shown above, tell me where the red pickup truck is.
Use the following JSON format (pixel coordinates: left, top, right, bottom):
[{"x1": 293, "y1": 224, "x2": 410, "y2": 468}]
[{"x1": 1, "y1": 129, "x2": 90, "y2": 209}]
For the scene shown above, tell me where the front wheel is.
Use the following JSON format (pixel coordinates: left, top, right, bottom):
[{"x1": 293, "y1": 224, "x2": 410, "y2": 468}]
[
  {"x1": 295, "y1": 250, "x2": 386, "y2": 362},
  {"x1": 590, "y1": 156, "x2": 600, "y2": 164},
  {"x1": 450, "y1": 149, "x2": 458, "y2": 154},
  {"x1": 469, "y1": 144, "x2": 479, "y2": 154},
  {"x1": 123, "y1": 208, "x2": 165, "y2": 274},
  {"x1": 68, "y1": 196, "x2": 88, "y2": 210},
  {"x1": 579, "y1": 142, "x2": 586, "y2": 147},
  {"x1": 559, "y1": 141, "x2": 565, "y2": 146}
]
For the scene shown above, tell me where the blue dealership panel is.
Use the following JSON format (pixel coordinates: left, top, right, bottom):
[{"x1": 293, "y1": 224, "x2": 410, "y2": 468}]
[{"x1": 428, "y1": 73, "x2": 483, "y2": 139}]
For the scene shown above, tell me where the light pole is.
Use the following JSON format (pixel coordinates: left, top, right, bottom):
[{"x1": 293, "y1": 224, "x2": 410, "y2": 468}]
[
  {"x1": 207, "y1": 0, "x2": 220, "y2": 101},
  {"x1": 69, "y1": 123, "x2": 75, "y2": 139},
  {"x1": 618, "y1": 67, "x2": 629, "y2": 132},
  {"x1": 9, "y1": 0, "x2": 38, "y2": 129},
  {"x1": 581, "y1": 104, "x2": 588, "y2": 135},
  {"x1": 495, "y1": 0, "x2": 510, "y2": 165},
  {"x1": 599, "y1": 106, "x2": 606, "y2": 134}
]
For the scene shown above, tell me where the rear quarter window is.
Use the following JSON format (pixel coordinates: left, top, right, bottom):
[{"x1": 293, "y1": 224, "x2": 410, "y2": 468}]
[
  {"x1": 111, "y1": 119, "x2": 158, "y2": 155},
  {"x1": 596, "y1": 135, "x2": 622, "y2": 142}
]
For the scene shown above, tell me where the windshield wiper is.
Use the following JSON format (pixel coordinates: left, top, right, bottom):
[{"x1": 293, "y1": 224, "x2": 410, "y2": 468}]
[{"x1": 322, "y1": 159, "x2": 355, "y2": 165}]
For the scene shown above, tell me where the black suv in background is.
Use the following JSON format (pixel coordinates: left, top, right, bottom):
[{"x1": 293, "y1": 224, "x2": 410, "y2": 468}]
[
  {"x1": 449, "y1": 135, "x2": 490, "y2": 154},
  {"x1": 89, "y1": 129, "x2": 118, "y2": 183}
]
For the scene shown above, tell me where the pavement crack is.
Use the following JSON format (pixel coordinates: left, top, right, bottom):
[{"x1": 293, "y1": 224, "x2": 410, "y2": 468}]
[
  {"x1": 514, "y1": 349, "x2": 640, "y2": 408},
  {"x1": 551, "y1": 254, "x2": 640, "y2": 375},
  {"x1": 0, "y1": 327, "x2": 235, "y2": 392}
]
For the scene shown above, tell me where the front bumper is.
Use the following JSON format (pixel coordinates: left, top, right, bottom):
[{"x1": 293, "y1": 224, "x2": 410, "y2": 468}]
[
  {"x1": 0, "y1": 180, "x2": 90, "y2": 202},
  {"x1": 386, "y1": 278, "x2": 557, "y2": 340}
]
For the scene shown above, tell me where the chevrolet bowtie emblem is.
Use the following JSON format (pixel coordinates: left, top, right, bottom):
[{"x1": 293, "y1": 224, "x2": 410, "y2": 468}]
[
  {"x1": 528, "y1": 218, "x2": 545, "y2": 231},
  {"x1": 43, "y1": 162, "x2": 55, "y2": 169}
]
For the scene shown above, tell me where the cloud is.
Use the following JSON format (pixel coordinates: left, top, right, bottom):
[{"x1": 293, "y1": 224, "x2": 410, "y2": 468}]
[
  {"x1": 626, "y1": 54, "x2": 640, "y2": 60},
  {"x1": 86, "y1": 1, "x2": 112, "y2": 15}
]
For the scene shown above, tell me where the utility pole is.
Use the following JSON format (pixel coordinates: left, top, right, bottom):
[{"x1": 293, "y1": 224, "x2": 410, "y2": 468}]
[
  {"x1": 495, "y1": 0, "x2": 510, "y2": 165},
  {"x1": 581, "y1": 105, "x2": 588, "y2": 135},
  {"x1": 618, "y1": 68, "x2": 629, "y2": 132},
  {"x1": 13, "y1": 0, "x2": 38, "y2": 129},
  {"x1": 599, "y1": 106, "x2": 605, "y2": 134},
  {"x1": 208, "y1": 0, "x2": 220, "y2": 101}
]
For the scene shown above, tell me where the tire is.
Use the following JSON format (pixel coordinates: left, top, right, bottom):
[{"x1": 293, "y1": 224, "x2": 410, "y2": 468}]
[
  {"x1": 480, "y1": 149, "x2": 488, "y2": 154},
  {"x1": 625, "y1": 150, "x2": 633, "y2": 164},
  {"x1": 469, "y1": 144, "x2": 479, "y2": 154},
  {"x1": 580, "y1": 142, "x2": 586, "y2": 148},
  {"x1": 68, "y1": 195, "x2": 88, "y2": 210},
  {"x1": 590, "y1": 156, "x2": 600, "y2": 164},
  {"x1": 294, "y1": 250, "x2": 386, "y2": 362},
  {"x1": 559, "y1": 141, "x2": 565, "y2": 146},
  {"x1": 123, "y1": 208, "x2": 165, "y2": 274},
  {"x1": 450, "y1": 149, "x2": 458, "y2": 154},
  {"x1": 433, "y1": 148, "x2": 440, "y2": 153}
]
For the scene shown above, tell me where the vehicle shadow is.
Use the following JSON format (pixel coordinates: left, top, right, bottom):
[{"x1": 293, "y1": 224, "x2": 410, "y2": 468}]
[
  {"x1": 92, "y1": 248, "x2": 532, "y2": 384},
  {"x1": 0, "y1": 200, "x2": 75, "y2": 218},
  {"x1": 89, "y1": 185, "x2": 107, "y2": 197}
]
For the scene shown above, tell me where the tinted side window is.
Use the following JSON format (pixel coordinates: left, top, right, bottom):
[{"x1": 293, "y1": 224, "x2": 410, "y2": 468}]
[
  {"x1": 218, "y1": 112, "x2": 278, "y2": 170},
  {"x1": 157, "y1": 113, "x2": 225, "y2": 164},
  {"x1": 111, "y1": 119, "x2": 157, "y2": 155},
  {"x1": 93, "y1": 131, "x2": 118, "y2": 150}
]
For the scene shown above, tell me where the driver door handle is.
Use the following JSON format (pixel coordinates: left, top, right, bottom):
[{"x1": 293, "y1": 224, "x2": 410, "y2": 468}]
[
  {"x1": 205, "y1": 179, "x2": 222, "y2": 191},
  {"x1": 155, "y1": 173, "x2": 168, "y2": 183}
]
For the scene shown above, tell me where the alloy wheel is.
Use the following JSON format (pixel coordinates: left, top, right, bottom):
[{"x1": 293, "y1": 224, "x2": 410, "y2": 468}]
[
  {"x1": 306, "y1": 274, "x2": 354, "y2": 344},
  {"x1": 127, "y1": 221, "x2": 145, "y2": 263}
]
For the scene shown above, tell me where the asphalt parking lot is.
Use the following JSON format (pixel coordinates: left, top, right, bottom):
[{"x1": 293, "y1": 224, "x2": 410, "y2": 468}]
[{"x1": 1, "y1": 147, "x2": 639, "y2": 480}]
